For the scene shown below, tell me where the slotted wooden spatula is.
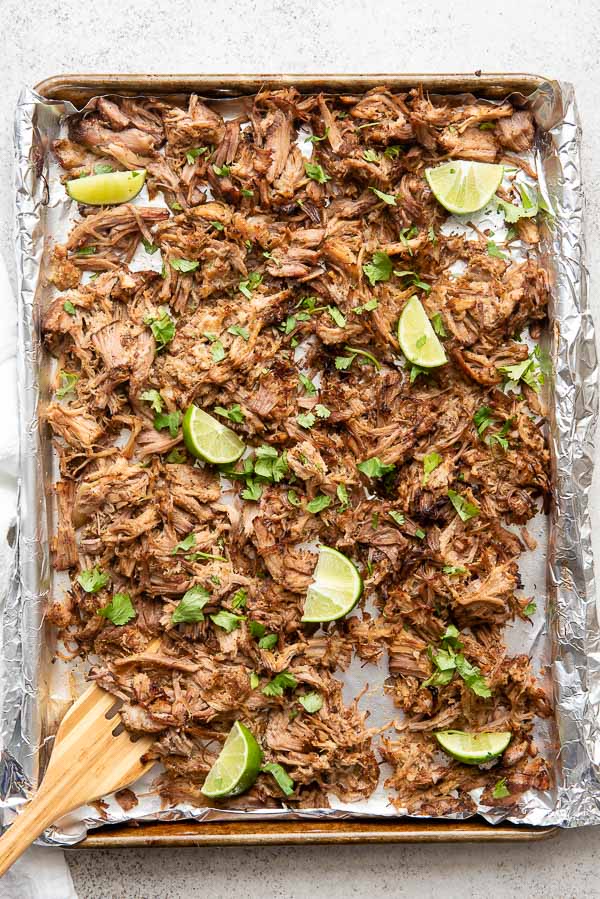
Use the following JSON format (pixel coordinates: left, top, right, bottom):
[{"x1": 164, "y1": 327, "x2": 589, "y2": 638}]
[{"x1": 0, "y1": 679, "x2": 156, "y2": 875}]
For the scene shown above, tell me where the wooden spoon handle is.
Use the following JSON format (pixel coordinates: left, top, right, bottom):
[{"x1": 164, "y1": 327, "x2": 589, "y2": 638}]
[{"x1": 0, "y1": 785, "x2": 67, "y2": 876}]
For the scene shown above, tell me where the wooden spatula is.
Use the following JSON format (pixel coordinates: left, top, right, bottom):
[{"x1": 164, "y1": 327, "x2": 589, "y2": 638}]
[{"x1": 0, "y1": 680, "x2": 155, "y2": 874}]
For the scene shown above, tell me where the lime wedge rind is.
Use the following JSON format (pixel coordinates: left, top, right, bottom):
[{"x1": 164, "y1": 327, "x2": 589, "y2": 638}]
[
  {"x1": 183, "y1": 405, "x2": 245, "y2": 465},
  {"x1": 398, "y1": 296, "x2": 447, "y2": 369},
  {"x1": 434, "y1": 730, "x2": 512, "y2": 765},
  {"x1": 301, "y1": 546, "x2": 363, "y2": 623},
  {"x1": 425, "y1": 161, "x2": 504, "y2": 216},
  {"x1": 201, "y1": 721, "x2": 263, "y2": 799},
  {"x1": 66, "y1": 169, "x2": 147, "y2": 205}
]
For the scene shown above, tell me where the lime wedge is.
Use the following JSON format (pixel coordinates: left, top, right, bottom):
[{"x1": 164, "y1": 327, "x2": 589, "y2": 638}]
[
  {"x1": 201, "y1": 721, "x2": 263, "y2": 798},
  {"x1": 398, "y1": 296, "x2": 447, "y2": 368},
  {"x1": 66, "y1": 169, "x2": 146, "y2": 205},
  {"x1": 301, "y1": 546, "x2": 363, "y2": 623},
  {"x1": 182, "y1": 405, "x2": 245, "y2": 465},
  {"x1": 435, "y1": 730, "x2": 512, "y2": 765},
  {"x1": 425, "y1": 161, "x2": 503, "y2": 215}
]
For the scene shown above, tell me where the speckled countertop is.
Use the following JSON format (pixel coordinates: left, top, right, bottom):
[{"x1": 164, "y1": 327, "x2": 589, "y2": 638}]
[{"x1": 2, "y1": 1, "x2": 600, "y2": 896}]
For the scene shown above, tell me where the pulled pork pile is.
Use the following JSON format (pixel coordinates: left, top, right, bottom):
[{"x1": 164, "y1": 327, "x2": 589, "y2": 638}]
[{"x1": 45, "y1": 85, "x2": 551, "y2": 815}]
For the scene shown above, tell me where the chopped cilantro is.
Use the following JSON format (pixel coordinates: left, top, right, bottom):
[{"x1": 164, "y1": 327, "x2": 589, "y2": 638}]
[
  {"x1": 144, "y1": 306, "x2": 175, "y2": 350},
  {"x1": 357, "y1": 457, "x2": 395, "y2": 479},
  {"x1": 227, "y1": 324, "x2": 249, "y2": 340},
  {"x1": 327, "y1": 306, "x2": 346, "y2": 327},
  {"x1": 363, "y1": 251, "x2": 393, "y2": 286},
  {"x1": 298, "y1": 692, "x2": 323, "y2": 713},
  {"x1": 487, "y1": 240, "x2": 507, "y2": 260},
  {"x1": 492, "y1": 778, "x2": 510, "y2": 799},
  {"x1": 98, "y1": 592, "x2": 136, "y2": 626},
  {"x1": 262, "y1": 671, "x2": 297, "y2": 697},
  {"x1": 77, "y1": 567, "x2": 109, "y2": 594},
  {"x1": 214, "y1": 403, "x2": 244, "y2": 423},
  {"x1": 369, "y1": 187, "x2": 397, "y2": 205},
  {"x1": 239, "y1": 271, "x2": 263, "y2": 299},
  {"x1": 423, "y1": 452, "x2": 442, "y2": 485},
  {"x1": 56, "y1": 371, "x2": 78, "y2": 399},
  {"x1": 447, "y1": 489, "x2": 479, "y2": 522},
  {"x1": 140, "y1": 389, "x2": 163, "y2": 413},
  {"x1": 185, "y1": 146, "x2": 208, "y2": 164},
  {"x1": 170, "y1": 258, "x2": 199, "y2": 273},
  {"x1": 63, "y1": 300, "x2": 76, "y2": 315},
  {"x1": 172, "y1": 586, "x2": 211, "y2": 623},
  {"x1": 388, "y1": 510, "x2": 405, "y2": 526},
  {"x1": 337, "y1": 483, "x2": 350, "y2": 511},
  {"x1": 154, "y1": 410, "x2": 181, "y2": 437},
  {"x1": 304, "y1": 161, "x2": 331, "y2": 183},
  {"x1": 210, "y1": 610, "x2": 245, "y2": 632},
  {"x1": 297, "y1": 412, "x2": 316, "y2": 429},
  {"x1": 261, "y1": 762, "x2": 295, "y2": 796},
  {"x1": 306, "y1": 494, "x2": 331, "y2": 514}
]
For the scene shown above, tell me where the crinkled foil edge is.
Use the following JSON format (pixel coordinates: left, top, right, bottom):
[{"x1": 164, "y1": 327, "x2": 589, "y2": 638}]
[{"x1": 2, "y1": 81, "x2": 598, "y2": 842}]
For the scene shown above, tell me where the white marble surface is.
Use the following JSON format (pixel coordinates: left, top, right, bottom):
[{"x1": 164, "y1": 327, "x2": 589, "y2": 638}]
[{"x1": 2, "y1": 0, "x2": 600, "y2": 895}]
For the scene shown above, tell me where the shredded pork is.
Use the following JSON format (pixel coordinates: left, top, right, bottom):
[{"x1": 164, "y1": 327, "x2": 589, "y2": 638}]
[{"x1": 45, "y1": 86, "x2": 550, "y2": 814}]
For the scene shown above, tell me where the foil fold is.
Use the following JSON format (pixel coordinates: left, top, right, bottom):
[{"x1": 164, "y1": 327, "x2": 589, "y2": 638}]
[{"x1": 2, "y1": 79, "x2": 598, "y2": 841}]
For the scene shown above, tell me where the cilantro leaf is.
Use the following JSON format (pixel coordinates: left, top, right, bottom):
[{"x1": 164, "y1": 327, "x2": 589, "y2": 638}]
[
  {"x1": 258, "y1": 633, "x2": 278, "y2": 650},
  {"x1": 210, "y1": 610, "x2": 245, "y2": 632},
  {"x1": 305, "y1": 127, "x2": 329, "y2": 144},
  {"x1": 369, "y1": 186, "x2": 397, "y2": 205},
  {"x1": 304, "y1": 161, "x2": 331, "y2": 183},
  {"x1": 144, "y1": 307, "x2": 175, "y2": 350},
  {"x1": 211, "y1": 340, "x2": 226, "y2": 363},
  {"x1": 154, "y1": 410, "x2": 181, "y2": 437},
  {"x1": 56, "y1": 371, "x2": 78, "y2": 399},
  {"x1": 212, "y1": 163, "x2": 231, "y2": 177},
  {"x1": 172, "y1": 533, "x2": 196, "y2": 554},
  {"x1": 473, "y1": 406, "x2": 495, "y2": 436},
  {"x1": 214, "y1": 403, "x2": 244, "y2": 423},
  {"x1": 261, "y1": 762, "x2": 295, "y2": 796},
  {"x1": 306, "y1": 494, "x2": 331, "y2": 514},
  {"x1": 431, "y1": 313, "x2": 446, "y2": 337},
  {"x1": 250, "y1": 671, "x2": 259, "y2": 689},
  {"x1": 363, "y1": 149, "x2": 379, "y2": 162},
  {"x1": 363, "y1": 251, "x2": 393, "y2": 286},
  {"x1": 227, "y1": 324, "x2": 249, "y2": 340},
  {"x1": 443, "y1": 565, "x2": 467, "y2": 576},
  {"x1": 166, "y1": 447, "x2": 186, "y2": 463},
  {"x1": 298, "y1": 691, "x2": 323, "y2": 713},
  {"x1": 141, "y1": 389, "x2": 163, "y2": 413},
  {"x1": 523, "y1": 600, "x2": 537, "y2": 617},
  {"x1": 141, "y1": 237, "x2": 159, "y2": 255},
  {"x1": 230, "y1": 588, "x2": 248, "y2": 609},
  {"x1": 172, "y1": 585, "x2": 211, "y2": 623},
  {"x1": 499, "y1": 352, "x2": 544, "y2": 393},
  {"x1": 327, "y1": 306, "x2": 346, "y2": 328},
  {"x1": 248, "y1": 620, "x2": 266, "y2": 638},
  {"x1": 423, "y1": 452, "x2": 442, "y2": 485},
  {"x1": 262, "y1": 671, "x2": 298, "y2": 697},
  {"x1": 77, "y1": 567, "x2": 109, "y2": 594},
  {"x1": 241, "y1": 479, "x2": 262, "y2": 502},
  {"x1": 185, "y1": 147, "x2": 207, "y2": 164},
  {"x1": 357, "y1": 457, "x2": 395, "y2": 479},
  {"x1": 170, "y1": 258, "x2": 199, "y2": 273},
  {"x1": 487, "y1": 240, "x2": 508, "y2": 260},
  {"x1": 298, "y1": 373, "x2": 317, "y2": 395},
  {"x1": 63, "y1": 300, "x2": 76, "y2": 315},
  {"x1": 447, "y1": 489, "x2": 479, "y2": 522},
  {"x1": 75, "y1": 245, "x2": 96, "y2": 257},
  {"x1": 314, "y1": 404, "x2": 330, "y2": 419},
  {"x1": 454, "y1": 653, "x2": 492, "y2": 698},
  {"x1": 297, "y1": 412, "x2": 316, "y2": 429},
  {"x1": 492, "y1": 777, "x2": 510, "y2": 799},
  {"x1": 94, "y1": 163, "x2": 114, "y2": 174},
  {"x1": 337, "y1": 483, "x2": 350, "y2": 510},
  {"x1": 98, "y1": 592, "x2": 136, "y2": 626},
  {"x1": 388, "y1": 510, "x2": 405, "y2": 526},
  {"x1": 239, "y1": 271, "x2": 263, "y2": 299}
]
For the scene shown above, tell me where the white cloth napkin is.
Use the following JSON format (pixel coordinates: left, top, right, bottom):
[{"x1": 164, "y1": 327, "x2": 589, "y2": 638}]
[{"x1": 0, "y1": 251, "x2": 77, "y2": 897}]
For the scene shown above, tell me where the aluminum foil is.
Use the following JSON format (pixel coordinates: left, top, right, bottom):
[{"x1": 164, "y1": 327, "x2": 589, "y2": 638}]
[{"x1": 2, "y1": 80, "x2": 599, "y2": 843}]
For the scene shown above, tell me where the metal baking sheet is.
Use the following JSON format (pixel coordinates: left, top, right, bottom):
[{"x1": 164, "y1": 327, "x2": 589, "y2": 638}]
[{"x1": 2, "y1": 73, "x2": 598, "y2": 846}]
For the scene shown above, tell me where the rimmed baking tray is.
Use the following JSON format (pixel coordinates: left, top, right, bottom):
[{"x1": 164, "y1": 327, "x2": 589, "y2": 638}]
[{"x1": 31, "y1": 71, "x2": 558, "y2": 846}]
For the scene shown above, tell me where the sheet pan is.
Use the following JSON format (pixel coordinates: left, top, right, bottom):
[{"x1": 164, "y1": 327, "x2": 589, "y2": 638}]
[{"x1": 3, "y1": 72, "x2": 598, "y2": 845}]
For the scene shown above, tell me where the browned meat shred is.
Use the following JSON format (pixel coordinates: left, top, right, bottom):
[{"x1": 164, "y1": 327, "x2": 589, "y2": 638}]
[{"x1": 45, "y1": 86, "x2": 550, "y2": 816}]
